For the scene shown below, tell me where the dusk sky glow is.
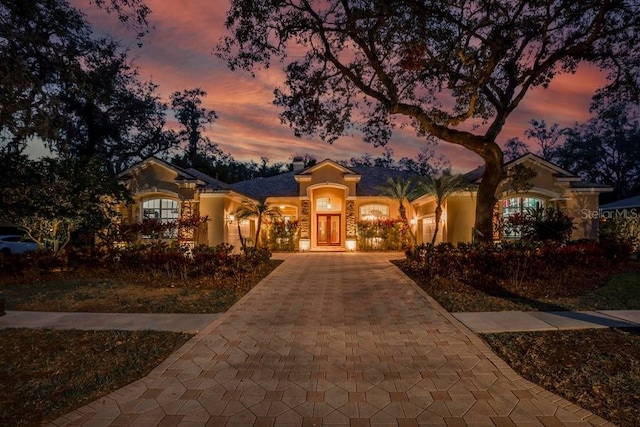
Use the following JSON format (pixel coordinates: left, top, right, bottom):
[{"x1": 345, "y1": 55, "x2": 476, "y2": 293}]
[{"x1": 68, "y1": 0, "x2": 608, "y2": 173}]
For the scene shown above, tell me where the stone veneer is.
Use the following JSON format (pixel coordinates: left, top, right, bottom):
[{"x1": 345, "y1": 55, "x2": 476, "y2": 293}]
[
  {"x1": 300, "y1": 199, "x2": 310, "y2": 239},
  {"x1": 346, "y1": 200, "x2": 356, "y2": 238}
]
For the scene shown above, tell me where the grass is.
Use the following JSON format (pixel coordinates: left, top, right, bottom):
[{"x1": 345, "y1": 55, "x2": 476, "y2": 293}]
[
  {"x1": 2, "y1": 253, "x2": 639, "y2": 425},
  {"x1": 396, "y1": 256, "x2": 640, "y2": 426},
  {"x1": 1, "y1": 259, "x2": 283, "y2": 313},
  {"x1": 483, "y1": 328, "x2": 640, "y2": 427},
  {"x1": 395, "y1": 259, "x2": 640, "y2": 313},
  {"x1": 0, "y1": 257, "x2": 283, "y2": 425},
  {"x1": 0, "y1": 328, "x2": 192, "y2": 426},
  {"x1": 575, "y1": 272, "x2": 640, "y2": 310}
]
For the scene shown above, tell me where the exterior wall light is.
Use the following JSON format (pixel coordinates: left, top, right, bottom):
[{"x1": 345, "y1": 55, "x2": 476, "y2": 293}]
[{"x1": 299, "y1": 239, "x2": 310, "y2": 252}]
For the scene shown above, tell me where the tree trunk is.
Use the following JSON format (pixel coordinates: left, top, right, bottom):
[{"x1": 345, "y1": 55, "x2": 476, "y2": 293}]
[
  {"x1": 398, "y1": 203, "x2": 416, "y2": 247},
  {"x1": 474, "y1": 154, "x2": 503, "y2": 243},
  {"x1": 254, "y1": 217, "x2": 262, "y2": 249},
  {"x1": 432, "y1": 205, "x2": 441, "y2": 245},
  {"x1": 237, "y1": 220, "x2": 246, "y2": 252},
  {"x1": 412, "y1": 113, "x2": 504, "y2": 243}
]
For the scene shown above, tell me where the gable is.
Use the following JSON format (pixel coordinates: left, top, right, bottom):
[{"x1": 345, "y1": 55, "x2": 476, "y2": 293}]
[
  {"x1": 505, "y1": 153, "x2": 579, "y2": 179},
  {"x1": 294, "y1": 159, "x2": 360, "y2": 185},
  {"x1": 117, "y1": 157, "x2": 239, "y2": 196}
]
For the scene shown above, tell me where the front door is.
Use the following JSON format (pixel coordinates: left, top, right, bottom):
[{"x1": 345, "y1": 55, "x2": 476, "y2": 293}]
[{"x1": 317, "y1": 214, "x2": 341, "y2": 246}]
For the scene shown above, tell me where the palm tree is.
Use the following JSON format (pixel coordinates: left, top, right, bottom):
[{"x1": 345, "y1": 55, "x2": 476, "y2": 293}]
[
  {"x1": 376, "y1": 176, "x2": 420, "y2": 246},
  {"x1": 234, "y1": 198, "x2": 280, "y2": 249},
  {"x1": 420, "y1": 173, "x2": 468, "y2": 245}
]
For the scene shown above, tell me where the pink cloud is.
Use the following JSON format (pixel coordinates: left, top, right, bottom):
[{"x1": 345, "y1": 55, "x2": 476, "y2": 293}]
[{"x1": 71, "y1": 0, "x2": 607, "y2": 173}]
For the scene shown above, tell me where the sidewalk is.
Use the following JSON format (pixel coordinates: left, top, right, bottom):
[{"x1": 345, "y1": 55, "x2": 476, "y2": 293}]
[
  {"x1": 3, "y1": 309, "x2": 639, "y2": 335},
  {"x1": 48, "y1": 253, "x2": 613, "y2": 426},
  {"x1": 453, "y1": 310, "x2": 640, "y2": 333},
  {"x1": 0, "y1": 311, "x2": 220, "y2": 334}
]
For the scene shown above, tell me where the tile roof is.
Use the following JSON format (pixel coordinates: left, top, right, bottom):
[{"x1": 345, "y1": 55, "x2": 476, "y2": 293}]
[
  {"x1": 183, "y1": 167, "x2": 234, "y2": 192},
  {"x1": 230, "y1": 171, "x2": 299, "y2": 199},
  {"x1": 349, "y1": 167, "x2": 421, "y2": 196},
  {"x1": 229, "y1": 167, "x2": 422, "y2": 199}
]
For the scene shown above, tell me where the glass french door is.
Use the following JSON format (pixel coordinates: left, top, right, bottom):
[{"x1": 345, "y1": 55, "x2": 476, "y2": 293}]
[{"x1": 317, "y1": 214, "x2": 341, "y2": 246}]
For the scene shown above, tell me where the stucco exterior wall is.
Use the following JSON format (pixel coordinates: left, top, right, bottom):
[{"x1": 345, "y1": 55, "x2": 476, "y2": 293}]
[
  {"x1": 445, "y1": 194, "x2": 476, "y2": 243},
  {"x1": 566, "y1": 192, "x2": 600, "y2": 240},
  {"x1": 199, "y1": 194, "x2": 227, "y2": 247}
]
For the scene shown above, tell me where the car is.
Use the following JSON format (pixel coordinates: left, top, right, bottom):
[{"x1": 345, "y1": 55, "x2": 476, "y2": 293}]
[{"x1": 0, "y1": 235, "x2": 39, "y2": 254}]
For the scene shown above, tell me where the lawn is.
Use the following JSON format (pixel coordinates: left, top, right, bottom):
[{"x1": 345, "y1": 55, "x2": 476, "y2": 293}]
[
  {"x1": 1, "y1": 259, "x2": 283, "y2": 313},
  {"x1": 396, "y1": 256, "x2": 640, "y2": 427},
  {"x1": 2, "y1": 251, "x2": 639, "y2": 426},
  {"x1": 0, "y1": 328, "x2": 191, "y2": 426},
  {"x1": 0, "y1": 257, "x2": 282, "y2": 425},
  {"x1": 395, "y1": 259, "x2": 640, "y2": 313},
  {"x1": 483, "y1": 328, "x2": 640, "y2": 427}
]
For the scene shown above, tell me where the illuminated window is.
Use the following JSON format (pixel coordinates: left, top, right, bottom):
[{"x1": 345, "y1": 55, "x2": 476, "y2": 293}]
[
  {"x1": 316, "y1": 197, "x2": 341, "y2": 212},
  {"x1": 502, "y1": 197, "x2": 543, "y2": 217},
  {"x1": 277, "y1": 205, "x2": 298, "y2": 221},
  {"x1": 359, "y1": 204, "x2": 390, "y2": 221},
  {"x1": 141, "y1": 198, "x2": 179, "y2": 238},
  {"x1": 502, "y1": 196, "x2": 544, "y2": 238}
]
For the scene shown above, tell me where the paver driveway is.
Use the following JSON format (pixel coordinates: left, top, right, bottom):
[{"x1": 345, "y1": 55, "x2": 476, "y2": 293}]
[{"x1": 52, "y1": 253, "x2": 611, "y2": 426}]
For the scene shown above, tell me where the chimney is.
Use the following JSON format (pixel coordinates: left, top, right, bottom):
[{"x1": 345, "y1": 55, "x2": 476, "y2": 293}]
[{"x1": 292, "y1": 156, "x2": 305, "y2": 172}]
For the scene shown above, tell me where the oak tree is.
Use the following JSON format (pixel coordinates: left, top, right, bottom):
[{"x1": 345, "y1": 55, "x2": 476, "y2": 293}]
[
  {"x1": 556, "y1": 102, "x2": 640, "y2": 200},
  {"x1": 170, "y1": 88, "x2": 221, "y2": 168},
  {"x1": 0, "y1": 0, "x2": 175, "y2": 174},
  {"x1": 0, "y1": 153, "x2": 129, "y2": 255},
  {"x1": 218, "y1": 0, "x2": 640, "y2": 241}
]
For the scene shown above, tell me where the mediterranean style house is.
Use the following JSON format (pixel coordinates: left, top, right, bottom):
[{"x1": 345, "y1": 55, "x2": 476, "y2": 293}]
[{"x1": 115, "y1": 153, "x2": 610, "y2": 251}]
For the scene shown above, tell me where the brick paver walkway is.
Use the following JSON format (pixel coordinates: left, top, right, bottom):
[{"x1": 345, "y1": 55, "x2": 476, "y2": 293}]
[{"x1": 51, "y1": 253, "x2": 612, "y2": 426}]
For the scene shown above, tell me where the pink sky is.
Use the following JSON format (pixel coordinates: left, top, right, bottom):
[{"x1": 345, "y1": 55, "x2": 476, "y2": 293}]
[{"x1": 69, "y1": 0, "x2": 606, "y2": 173}]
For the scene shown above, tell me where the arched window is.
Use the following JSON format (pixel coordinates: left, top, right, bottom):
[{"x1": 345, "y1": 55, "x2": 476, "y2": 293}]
[
  {"x1": 501, "y1": 196, "x2": 544, "y2": 238},
  {"x1": 141, "y1": 198, "x2": 179, "y2": 238},
  {"x1": 359, "y1": 203, "x2": 390, "y2": 220},
  {"x1": 502, "y1": 196, "x2": 543, "y2": 217}
]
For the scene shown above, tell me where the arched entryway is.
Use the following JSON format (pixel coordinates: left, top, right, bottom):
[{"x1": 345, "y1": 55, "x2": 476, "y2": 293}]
[{"x1": 309, "y1": 185, "x2": 347, "y2": 251}]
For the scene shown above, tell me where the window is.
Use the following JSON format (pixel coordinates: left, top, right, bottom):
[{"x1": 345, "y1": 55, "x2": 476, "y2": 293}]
[
  {"x1": 277, "y1": 205, "x2": 298, "y2": 222},
  {"x1": 502, "y1": 197, "x2": 543, "y2": 218},
  {"x1": 316, "y1": 197, "x2": 341, "y2": 212},
  {"x1": 141, "y1": 198, "x2": 179, "y2": 238},
  {"x1": 501, "y1": 196, "x2": 544, "y2": 238},
  {"x1": 359, "y1": 203, "x2": 390, "y2": 221}
]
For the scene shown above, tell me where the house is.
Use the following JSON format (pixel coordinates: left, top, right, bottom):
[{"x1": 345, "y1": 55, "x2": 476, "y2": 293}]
[
  {"x1": 598, "y1": 195, "x2": 640, "y2": 247},
  {"x1": 411, "y1": 153, "x2": 611, "y2": 243},
  {"x1": 599, "y1": 195, "x2": 640, "y2": 218},
  {"x1": 115, "y1": 153, "x2": 610, "y2": 251}
]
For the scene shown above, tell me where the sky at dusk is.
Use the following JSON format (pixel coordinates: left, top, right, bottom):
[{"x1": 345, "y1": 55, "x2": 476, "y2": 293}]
[{"x1": 64, "y1": 0, "x2": 608, "y2": 173}]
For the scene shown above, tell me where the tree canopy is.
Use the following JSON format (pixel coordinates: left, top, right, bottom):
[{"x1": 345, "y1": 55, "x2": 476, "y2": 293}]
[
  {"x1": 0, "y1": 153, "x2": 129, "y2": 254},
  {"x1": 170, "y1": 88, "x2": 220, "y2": 168},
  {"x1": 218, "y1": 0, "x2": 640, "y2": 241},
  {"x1": 0, "y1": 0, "x2": 176, "y2": 174},
  {"x1": 557, "y1": 102, "x2": 640, "y2": 201}
]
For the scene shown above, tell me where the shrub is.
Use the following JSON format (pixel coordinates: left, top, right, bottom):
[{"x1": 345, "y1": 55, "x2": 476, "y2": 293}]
[
  {"x1": 600, "y1": 216, "x2": 639, "y2": 258},
  {"x1": 407, "y1": 240, "x2": 620, "y2": 297},
  {"x1": 264, "y1": 219, "x2": 299, "y2": 252},
  {"x1": 357, "y1": 218, "x2": 408, "y2": 251},
  {"x1": 503, "y1": 206, "x2": 574, "y2": 243}
]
